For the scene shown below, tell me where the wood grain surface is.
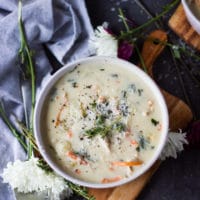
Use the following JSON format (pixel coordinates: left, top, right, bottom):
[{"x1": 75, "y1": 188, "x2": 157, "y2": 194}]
[
  {"x1": 88, "y1": 30, "x2": 193, "y2": 200},
  {"x1": 168, "y1": 4, "x2": 200, "y2": 51}
]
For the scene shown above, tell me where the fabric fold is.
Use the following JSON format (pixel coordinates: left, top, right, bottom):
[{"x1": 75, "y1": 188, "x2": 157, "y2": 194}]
[{"x1": 0, "y1": 0, "x2": 93, "y2": 199}]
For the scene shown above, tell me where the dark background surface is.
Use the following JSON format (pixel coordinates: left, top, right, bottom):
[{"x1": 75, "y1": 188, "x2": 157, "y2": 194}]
[{"x1": 81, "y1": 0, "x2": 200, "y2": 200}]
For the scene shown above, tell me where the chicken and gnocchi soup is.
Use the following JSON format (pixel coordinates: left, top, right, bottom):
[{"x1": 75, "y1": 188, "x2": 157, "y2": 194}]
[{"x1": 43, "y1": 62, "x2": 163, "y2": 184}]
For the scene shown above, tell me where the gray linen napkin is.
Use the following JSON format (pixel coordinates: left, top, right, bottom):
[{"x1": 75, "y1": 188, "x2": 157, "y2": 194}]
[{"x1": 0, "y1": 0, "x2": 93, "y2": 199}]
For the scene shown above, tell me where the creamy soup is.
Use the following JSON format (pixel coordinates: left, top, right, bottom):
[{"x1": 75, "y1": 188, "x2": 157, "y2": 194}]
[{"x1": 43, "y1": 62, "x2": 163, "y2": 184}]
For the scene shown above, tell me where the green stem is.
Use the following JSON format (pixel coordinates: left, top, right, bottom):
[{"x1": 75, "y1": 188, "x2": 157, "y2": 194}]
[
  {"x1": 118, "y1": 8, "x2": 130, "y2": 32},
  {"x1": 169, "y1": 48, "x2": 196, "y2": 118},
  {"x1": 118, "y1": 0, "x2": 179, "y2": 40},
  {"x1": 135, "y1": 44, "x2": 148, "y2": 73},
  {"x1": 18, "y1": 0, "x2": 36, "y2": 158},
  {"x1": 67, "y1": 182, "x2": 95, "y2": 200},
  {"x1": 144, "y1": 36, "x2": 200, "y2": 62},
  {"x1": 0, "y1": 103, "x2": 28, "y2": 151}
]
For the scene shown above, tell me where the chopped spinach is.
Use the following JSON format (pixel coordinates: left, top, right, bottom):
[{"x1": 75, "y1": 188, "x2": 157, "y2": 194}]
[
  {"x1": 151, "y1": 118, "x2": 159, "y2": 126},
  {"x1": 72, "y1": 82, "x2": 78, "y2": 88},
  {"x1": 136, "y1": 146, "x2": 140, "y2": 152},
  {"x1": 100, "y1": 68, "x2": 105, "y2": 71},
  {"x1": 137, "y1": 89, "x2": 143, "y2": 96}
]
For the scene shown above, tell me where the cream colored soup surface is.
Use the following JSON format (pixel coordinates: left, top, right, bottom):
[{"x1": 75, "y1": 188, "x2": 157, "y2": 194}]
[{"x1": 44, "y1": 62, "x2": 163, "y2": 184}]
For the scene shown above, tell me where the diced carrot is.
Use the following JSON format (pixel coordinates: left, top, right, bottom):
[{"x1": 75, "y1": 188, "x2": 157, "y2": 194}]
[
  {"x1": 111, "y1": 160, "x2": 143, "y2": 167},
  {"x1": 98, "y1": 96, "x2": 106, "y2": 103},
  {"x1": 131, "y1": 140, "x2": 138, "y2": 145},
  {"x1": 101, "y1": 176, "x2": 122, "y2": 183},
  {"x1": 157, "y1": 124, "x2": 162, "y2": 131},
  {"x1": 148, "y1": 100, "x2": 153, "y2": 106},
  {"x1": 80, "y1": 159, "x2": 88, "y2": 165},
  {"x1": 67, "y1": 151, "x2": 78, "y2": 160},
  {"x1": 116, "y1": 80, "x2": 120, "y2": 84},
  {"x1": 125, "y1": 131, "x2": 131, "y2": 137},
  {"x1": 67, "y1": 130, "x2": 73, "y2": 138},
  {"x1": 75, "y1": 169, "x2": 81, "y2": 174},
  {"x1": 109, "y1": 165, "x2": 115, "y2": 171},
  {"x1": 55, "y1": 94, "x2": 68, "y2": 127}
]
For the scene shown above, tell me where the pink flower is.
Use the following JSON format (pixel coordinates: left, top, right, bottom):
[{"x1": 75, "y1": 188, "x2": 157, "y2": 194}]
[
  {"x1": 186, "y1": 120, "x2": 200, "y2": 148},
  {"x1": 118, "y1": 40, "x2": 134, "y2": 60}
]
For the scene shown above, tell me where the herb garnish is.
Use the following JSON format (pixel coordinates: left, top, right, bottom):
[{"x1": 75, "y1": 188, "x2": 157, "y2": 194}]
[
  {"x1": 96, "y1": 115, "x2": 106, "y2": 125},
  {"x1": 85, "y1": 126, "x2": 111, "y2": 138},
  {"x1": 90, "y1": 100, "x2": 97, "y2": 109},
  {"x1": 85, "y1": 121, "x2": 126, "y2": 139},
  {"x1": 80, "y1": 102, "x2": 87, "y2": 118},
  {"x1": 112, "y1": 122, "x2": 126, "y2": 132},
  {"x1": 151, "y1": 118, "x2": 159, "y2": 126},
  {"x1": 72, "y1": 82, "x2": 78, "y2": 88},
  {"x1": 73, "y1": 149, "x2": 93, "y2": 162}
]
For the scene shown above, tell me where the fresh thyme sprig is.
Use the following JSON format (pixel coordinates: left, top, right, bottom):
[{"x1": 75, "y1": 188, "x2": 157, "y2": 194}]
[
  {"x1": 118, "y1": 0, "x2": 180, "y2": 40},
  {"x1": 67, "y1": 182, "x2": 95, "y2": 200},
  {"x1": 17, "y1": 121, "x2": 39, "y2": 152},
  {"x1": 0, "y1": 102, "x2": 28, "y2": 152},
  {"x1": 18, "y1": 0, "x2": 36, "y2": 158}
]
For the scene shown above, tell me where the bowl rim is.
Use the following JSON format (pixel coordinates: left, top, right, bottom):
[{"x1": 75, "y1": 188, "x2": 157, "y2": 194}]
[
  {"x1": 34, "y1": 56, "x2": 169, "y2": 188},
  {"x1": 182, "y1": 0, "x2": 200, "y2": 34}
]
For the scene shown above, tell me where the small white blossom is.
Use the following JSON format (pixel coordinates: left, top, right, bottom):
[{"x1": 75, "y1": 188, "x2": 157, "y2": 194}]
[
  {"x1": 90, "y1": 25, "x2": 118, "y2": 57},
  {"x1": 1, "y1": 157, "x2": 72, "y2": 200},
  {"x1": 160, "y1": 130, "x2": 188, "y2": 161}
]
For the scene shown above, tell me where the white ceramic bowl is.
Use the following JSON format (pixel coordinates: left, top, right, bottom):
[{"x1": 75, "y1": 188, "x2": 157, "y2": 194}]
[
  {"x1": 182, "y1": 0, "x2": 200, "y2": 34},
  {"x1": 34, "y1": 56, "x2": 169, "y2": 188}
]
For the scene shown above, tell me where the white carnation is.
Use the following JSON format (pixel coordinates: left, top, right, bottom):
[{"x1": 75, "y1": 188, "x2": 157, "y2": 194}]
[
  {"x1": 90, "y1": 25, "x2": 118, "y2": 57},
  {"x1": 1, "y1": 157, "x2": 72, "y2": 200},
  {"x1": 160, "y1": 130, "x2": 188, "y2": 161}
]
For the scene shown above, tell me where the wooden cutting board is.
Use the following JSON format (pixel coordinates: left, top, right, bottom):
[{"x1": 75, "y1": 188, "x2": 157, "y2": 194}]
[
  {"x1": 169, "y1": 3, "x2": 200, "y2": 51},
  {"x1": 88, "y1": 30, "x2": 193, "y2": 200}
]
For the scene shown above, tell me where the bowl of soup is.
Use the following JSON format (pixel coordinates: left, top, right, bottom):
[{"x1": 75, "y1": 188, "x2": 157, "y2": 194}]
[
  {"x1": 34, "y1": 56, "x2": 168, "y2": 188},
  {"x1": 182, "y1": 0, "x2": 200, "y2": 34}
]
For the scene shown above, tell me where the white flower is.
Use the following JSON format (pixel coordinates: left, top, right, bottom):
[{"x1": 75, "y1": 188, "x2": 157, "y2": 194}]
[
  {"x1": 1, "y1": 157, "x2": 72, "y2": 200},
  {"x1": 160, "y1": 130, "x2": 188, "y2": 161},
  {"x1": 90, "y1": 25, "x2": 118, "y2": 57}
]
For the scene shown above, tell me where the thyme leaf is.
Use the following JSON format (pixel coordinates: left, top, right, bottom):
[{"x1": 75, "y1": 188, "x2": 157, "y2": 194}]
[
  {"x1": 151, "y1": 118, "x2": 159, "y2": 126},
  {"x1": 67, "y1": 182, "x2": 95, "y2": 200}
]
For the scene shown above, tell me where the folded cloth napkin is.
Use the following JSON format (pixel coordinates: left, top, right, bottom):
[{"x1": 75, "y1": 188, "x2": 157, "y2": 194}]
[{"x1": 0, "y1": 0, "x2": 93, "y2": 199}]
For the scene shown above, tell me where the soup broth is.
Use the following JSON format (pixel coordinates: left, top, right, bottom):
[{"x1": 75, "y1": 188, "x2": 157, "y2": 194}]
[{"x1": 43, "y1": 61, "x2": 163, "y2": 184}]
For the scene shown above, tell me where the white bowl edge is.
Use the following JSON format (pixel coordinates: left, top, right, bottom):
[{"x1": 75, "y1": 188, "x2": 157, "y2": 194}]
[
  {"x1": 34, "y1": 56, "x2": 169, "y2": 188},
  {"x1": 182, "y1": 0, "x2": 200, "y2": 34}
]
